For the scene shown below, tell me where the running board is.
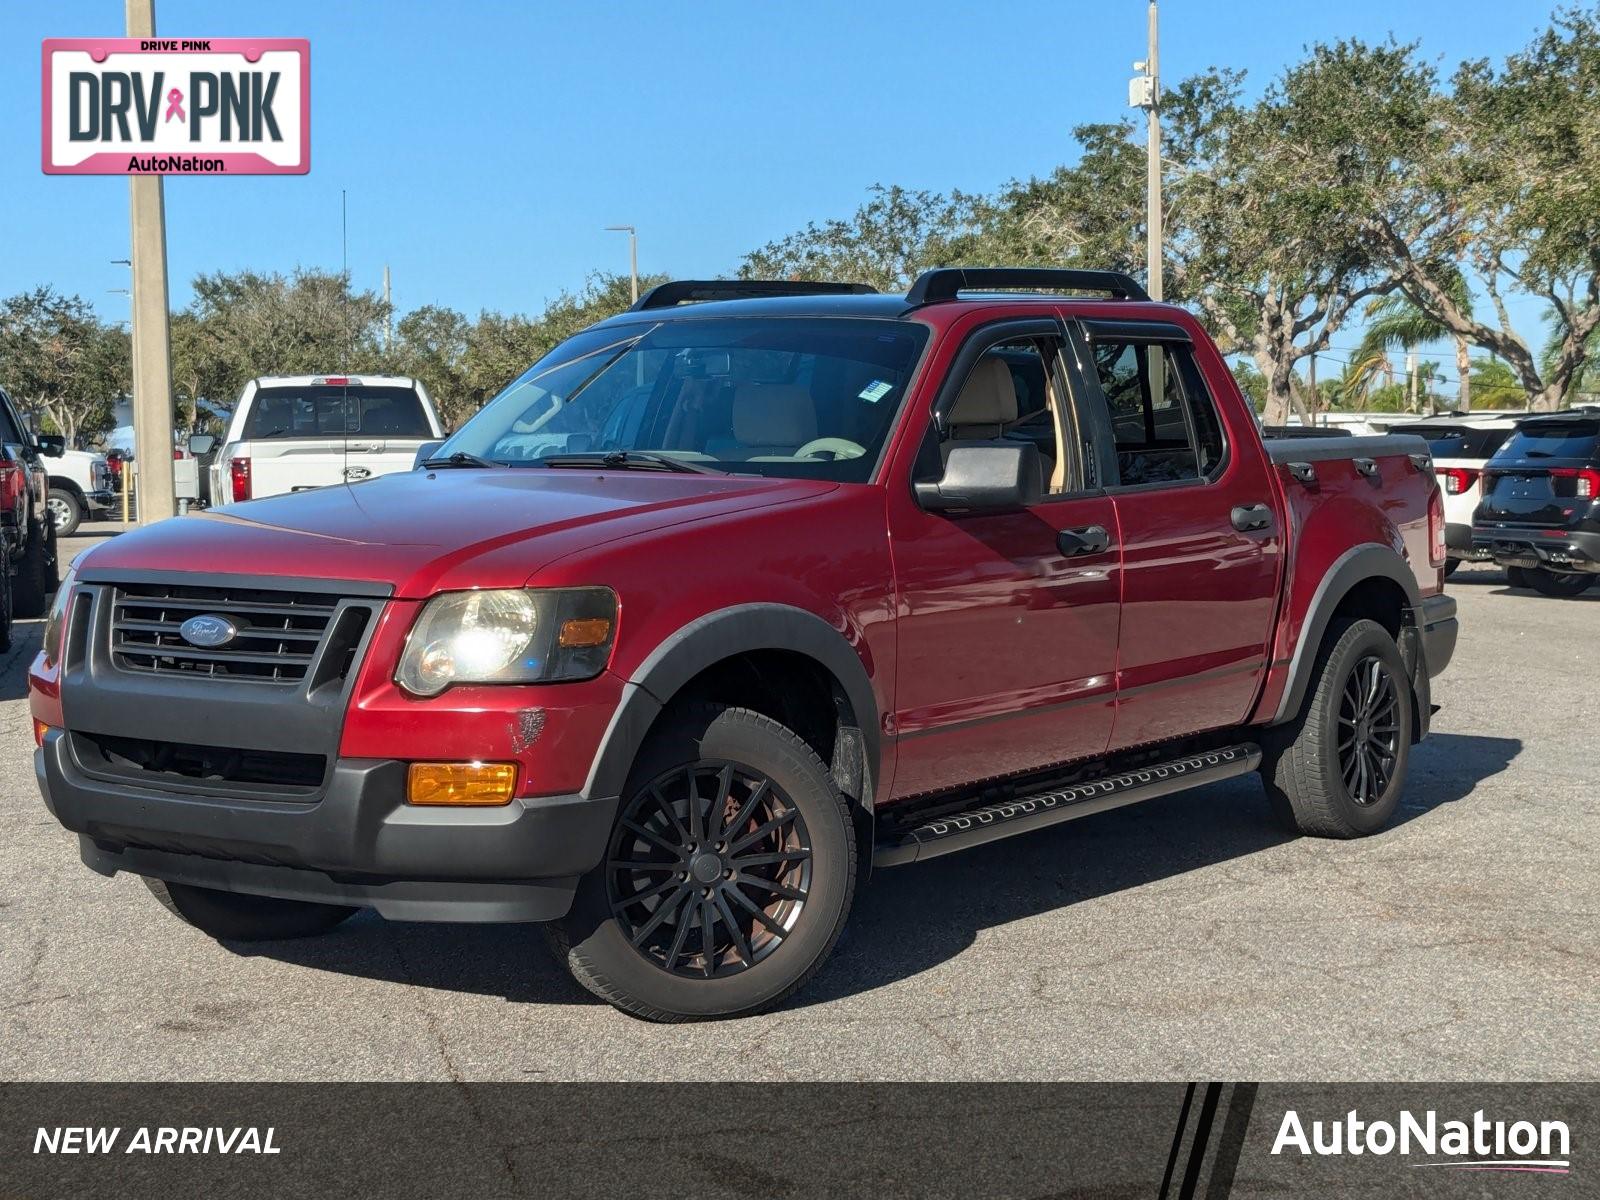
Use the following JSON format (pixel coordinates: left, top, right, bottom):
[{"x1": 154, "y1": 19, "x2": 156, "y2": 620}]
[{"x1": 873, "y1": 743, "x2": 1262, "y2": 867}]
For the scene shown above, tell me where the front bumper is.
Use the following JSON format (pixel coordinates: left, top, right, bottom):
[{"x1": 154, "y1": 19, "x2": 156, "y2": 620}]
[
  {"x1": 36, "y1": 730, "x2": 618, "y2": 922},
  {"x1": 1473, "y1": 527, "x2": 1600, "y2": 574}
]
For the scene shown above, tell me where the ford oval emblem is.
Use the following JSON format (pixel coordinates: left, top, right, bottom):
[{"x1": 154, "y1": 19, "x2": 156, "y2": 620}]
[{"x1": 179, "y1": 614, "x2": 238, "y2": 648}]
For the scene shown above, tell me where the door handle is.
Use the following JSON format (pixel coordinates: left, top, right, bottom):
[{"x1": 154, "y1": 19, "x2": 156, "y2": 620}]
[
  {"x1": 1231, "y1": 503, "x2": 1274, "y2": 532},
  {"x1": 1057, "y1": 525, "x2": 1111, "y2": 557}
]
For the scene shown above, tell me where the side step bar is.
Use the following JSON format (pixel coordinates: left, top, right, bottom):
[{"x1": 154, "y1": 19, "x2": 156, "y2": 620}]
[{"x1": 874, "y1": 743, "x2": 1262, "y2": 867}]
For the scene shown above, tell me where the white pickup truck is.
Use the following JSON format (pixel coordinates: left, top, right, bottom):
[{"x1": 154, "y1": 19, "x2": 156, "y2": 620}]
[
  {"x1": 45, "y1": 448, "x2": 114, "y2": 535},
  {"x1": 207, "y1": 375, "x2": 445, "y2": 504}
]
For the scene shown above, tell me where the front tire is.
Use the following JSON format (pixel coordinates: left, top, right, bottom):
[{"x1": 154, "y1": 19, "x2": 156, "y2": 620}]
[
  {"x1": 1522, "y1": 567, "x2": 1596, "y2": 597},
  {"x1": 1261, "y1": 618, "x2": 1413, "y2": 838},
  {"x1": 47, "y1": 490, "x2": 83, "y2": 537},
  {"x1": 12, "y1": 517, "x2": 51, "y2": 618},
  {"x1": 549, "y1": 704, "x2": 856, "y2": 1021},
  {"x1": 144, "y1": 878, "x2": 358, "y2": 941}
]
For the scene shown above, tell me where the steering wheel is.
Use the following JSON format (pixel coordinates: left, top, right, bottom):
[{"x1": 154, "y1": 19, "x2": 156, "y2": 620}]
[{"x1": 794, "y1": 437, "x2": 867, "y2": 461}]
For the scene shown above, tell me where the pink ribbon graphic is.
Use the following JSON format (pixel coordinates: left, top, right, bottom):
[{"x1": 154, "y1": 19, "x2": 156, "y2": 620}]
[{"x1": 164, "y1": 88, "x2": 185, "y2": 123}]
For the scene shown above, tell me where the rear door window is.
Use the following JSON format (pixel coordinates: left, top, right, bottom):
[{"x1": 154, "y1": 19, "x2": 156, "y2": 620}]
[
  {"x1": 244, "y1": 386, "x2": 432, "y2": 439},
  {"x1": 1083, "y1": 339, "x2": 1225, "y2": 486}
]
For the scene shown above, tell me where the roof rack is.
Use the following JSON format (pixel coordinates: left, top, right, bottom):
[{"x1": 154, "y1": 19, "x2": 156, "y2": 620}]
[
  {"x1": 629, "y1": 279, "x2": 877, "y2": 312},
  {"x1": 904, "y1": 267, "x2": 1150, "y2": 306}
]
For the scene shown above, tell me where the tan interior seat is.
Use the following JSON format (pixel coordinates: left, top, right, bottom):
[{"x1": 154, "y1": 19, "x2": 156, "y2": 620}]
[
  {"x1": 705, "y1": 384, "x2": 817, "y2": 459},
  {"x1": 944, "y1": 357, "x2": 1018, "y2": 452}
]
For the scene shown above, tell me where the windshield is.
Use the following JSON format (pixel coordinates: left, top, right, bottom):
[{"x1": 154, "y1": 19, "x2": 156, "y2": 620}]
[
  {"x1": 245, "y1": 385, "x2": 432, "y2": 439},
  {"x1": 437, "y1": 317, "x2": 927, "y2": 481}
]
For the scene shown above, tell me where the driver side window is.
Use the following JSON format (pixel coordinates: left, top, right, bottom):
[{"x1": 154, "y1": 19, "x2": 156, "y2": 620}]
[{"x1": 940, "y1": 336, "x2": 1082, "y2": 496}]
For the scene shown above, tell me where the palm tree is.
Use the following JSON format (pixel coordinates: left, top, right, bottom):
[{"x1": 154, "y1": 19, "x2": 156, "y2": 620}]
[{"x1": 1356, "y1": 269, "x2": 1476, "y2": 411}]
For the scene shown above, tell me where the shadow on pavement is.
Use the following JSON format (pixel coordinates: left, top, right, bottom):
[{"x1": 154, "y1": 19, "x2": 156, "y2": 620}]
[{"x1": 236, "y1": 732, "x2": 1521, "y2": 1014}]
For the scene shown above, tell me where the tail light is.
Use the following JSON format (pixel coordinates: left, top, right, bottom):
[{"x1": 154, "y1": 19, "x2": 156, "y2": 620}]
[
  {"x1": 1549, "y1": 467, "x2": 1600, "y2": 499},
  {"x1": 229, "y1": 456, "x2": 252, "y2": 502},
  {"x1": 1427, "y1": 485, "x2": 1446, "y2": 570},
  {"x1": 1438, "y1": 467, "x2": 1479, "y2": 496}
]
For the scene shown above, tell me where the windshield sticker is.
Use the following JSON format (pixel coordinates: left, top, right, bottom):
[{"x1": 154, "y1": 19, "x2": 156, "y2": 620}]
[{"x1": 858, "y1": 380, "x2": 894, "y2": 403}]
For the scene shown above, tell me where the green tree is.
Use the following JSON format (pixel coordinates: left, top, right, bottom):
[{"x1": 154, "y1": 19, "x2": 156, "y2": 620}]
[
  {"x1": 0, "y1": 287, "x2": 124, "y2": 445},
  {"x1": 391, "y1": 305, "x2": 471, "y2": 428},
  {"x1": 740, "y1": 185, "x2": 985, "y2": 292},
  {"x1": 1470, "y1": 359, "x2": 1530, "y2": 409},
  {"x1": 1368, "y1": 7, "x2": 1600, "y2": 409},
  {"x1": 179, "y1": 268, "x2": 391, "y2": 410},
  {"x1": 1355, "y1": 267, "x2": 1478, "y2": 410}
]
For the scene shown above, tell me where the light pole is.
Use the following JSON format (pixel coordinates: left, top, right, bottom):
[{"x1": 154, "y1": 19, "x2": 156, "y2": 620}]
[
  {"x1": 606, "y1": 225, "x2": 639, "y2": 303},
  {"x1": 1129, "y1": 1, "x2": 1162, "y2": 301}
]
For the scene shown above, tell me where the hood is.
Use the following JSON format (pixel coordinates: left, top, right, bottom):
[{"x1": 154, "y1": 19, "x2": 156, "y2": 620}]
[{"x1": 77, "y1": 468, "x2": 837, "y2": 596}]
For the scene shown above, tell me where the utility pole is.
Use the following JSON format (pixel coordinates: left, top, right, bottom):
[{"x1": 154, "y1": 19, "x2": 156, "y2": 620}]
[
  {"x1": 1307, "y1": 350, "x2": 1318, "y2": 426},
  {"x1": 1405, "y1": 352, "x2": 1418, "y2": 413},
  {"x1": 383, "y1": 264, "x2": 393, "y2": 351},
  {"x1": 1130, "y1": 2, "x2": 1162, "y2": 301},
  {"x1": 125, "y1": 0, "x2": 177, "y2": 523},
  {"x1": 606, "y1": 225, "x2": 639, "y2": 303}
]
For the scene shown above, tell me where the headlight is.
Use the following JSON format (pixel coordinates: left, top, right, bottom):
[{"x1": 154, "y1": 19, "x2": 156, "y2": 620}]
[
  {"x1": 395, "y1": 586, "x2": 617, "y2": 697},
  {"x1": 41, "y1": 564, "x2": 77, "y2": 667}
]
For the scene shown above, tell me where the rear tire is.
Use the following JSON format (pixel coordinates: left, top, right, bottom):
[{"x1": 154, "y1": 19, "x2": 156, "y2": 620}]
[
  {"x1": 12, "y1": 518, "x2": 51, "y2": 618},
  {"x1": 549, "y1": 704, "x2": 856, "y2": 1022},
  {"x1": 1260, "y1": 618, "x2": 1413, "y2": 838},
  {"x1": 0, "y1": 554, "x2": 13, "y2": 653},
  {"x1": 1522, "y1": 567, "x2": 1596, "y2": 597},
  {"x1": 1506, "y1": 565, "x2": 1531, "y2": 589},
  {"x1": 144, "y1": 878, "x2": 357, "y2": 941},
  {"x1": 1443, "y1": 558, "x2": 1460, "y2": 580}
]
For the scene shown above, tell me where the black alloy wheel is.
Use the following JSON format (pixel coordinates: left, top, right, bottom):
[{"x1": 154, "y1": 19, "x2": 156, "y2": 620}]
[
  {"x1": 1337, "y1": 655, "x2": 1401, "y2": 806},
  {"x1": 607, "y1": 762, "x2": 812, "y2": 978}
]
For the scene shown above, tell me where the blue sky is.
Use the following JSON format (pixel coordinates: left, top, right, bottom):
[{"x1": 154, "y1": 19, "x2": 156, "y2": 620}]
[{"x1": 2, "y1": 0, "x2": 1558, "y2": 386}]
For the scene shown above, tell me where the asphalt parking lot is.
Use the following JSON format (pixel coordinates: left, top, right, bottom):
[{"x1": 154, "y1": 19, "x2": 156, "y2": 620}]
[{"x1": 2, "y1": 522, "x2": 1594, "y2": 1082}]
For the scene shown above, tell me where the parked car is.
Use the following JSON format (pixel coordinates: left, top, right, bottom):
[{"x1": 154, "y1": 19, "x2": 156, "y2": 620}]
[
  {"x1": 207, "y1": 375, "x2": 445, "y2": 503},
  {"x1": 1387, "y1": 412, "x2": 1530, "y2": 576},
  {"x1": 1473, "y1": 408, "x2": 1600, "y2": 596},
  {"x1": 31, "y1": 269, "x2": 1456, "y2": 1022},
  {"x1": 44, "y1": 446, "x2": 115, "y2": 536},
  {"x1": 0, "y1": 385, "x2": 59, "y2": 617}
]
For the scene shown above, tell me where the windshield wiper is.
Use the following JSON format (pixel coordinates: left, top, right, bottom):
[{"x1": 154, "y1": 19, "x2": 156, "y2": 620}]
[
  {"x1": 538, "y1": 451, "x2": 723, "y2": 475},
  {"x1": 421, "y1": 451, "x2": 506, "y2": 469}
]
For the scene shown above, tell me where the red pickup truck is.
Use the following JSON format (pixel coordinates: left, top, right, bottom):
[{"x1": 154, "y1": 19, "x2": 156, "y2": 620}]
[{"x1": 31, "y1": 269, "x2": 1457, "y2": 1021}]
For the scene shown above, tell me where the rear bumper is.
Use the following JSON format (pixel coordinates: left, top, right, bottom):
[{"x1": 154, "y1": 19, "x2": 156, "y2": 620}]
[
  {"x1": 82, "y1": 489, "x2": 115, "y2": 512},
  {"x1": 35, "y1": 730, "x2": 618, "y2": 922},
  {"x1": 1473, "y1": 528, "x2": 1600, "y2": 574},
  {"x1": 1445, "y1": 521, "x2": 1493, "y2": 559}
]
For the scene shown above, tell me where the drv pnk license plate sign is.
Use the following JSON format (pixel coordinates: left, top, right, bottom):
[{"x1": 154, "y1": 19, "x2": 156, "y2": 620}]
[{"x1": 42, "y1": 38, "x2": 309, "y2": 175}]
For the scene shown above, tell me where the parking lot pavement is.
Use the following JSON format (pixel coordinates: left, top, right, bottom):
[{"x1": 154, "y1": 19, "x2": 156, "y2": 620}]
[{"x1": 2, "y1": 542, "x2": 1594, "y2": 1082}]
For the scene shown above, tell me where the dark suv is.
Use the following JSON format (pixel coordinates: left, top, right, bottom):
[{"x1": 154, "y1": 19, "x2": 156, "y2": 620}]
[{"x1": 1474, "y1": 410, "x2": 1600, "y2": 596}]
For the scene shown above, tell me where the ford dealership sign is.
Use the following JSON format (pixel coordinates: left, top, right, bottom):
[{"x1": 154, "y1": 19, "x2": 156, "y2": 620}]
[{"x1": 42, "y1": 38, "x2": 309, "y2": 174}]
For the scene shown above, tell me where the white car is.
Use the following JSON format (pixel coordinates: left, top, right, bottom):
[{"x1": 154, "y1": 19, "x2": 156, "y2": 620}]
[
  {"x1": 45, "y1": 447, "x2": 114, "y2": 535},
  {"x1": 1389, "y1": 412, "x2": 1531, "y2": 576},
  {"x1": 208, "y1": 375, "x2": 445, "y2": 504}
]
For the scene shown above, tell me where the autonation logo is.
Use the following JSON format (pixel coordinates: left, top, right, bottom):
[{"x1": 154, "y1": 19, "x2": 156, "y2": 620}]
[{"x1": 1272, "y1": 1108, "x2": 1571, "y2": 1175}]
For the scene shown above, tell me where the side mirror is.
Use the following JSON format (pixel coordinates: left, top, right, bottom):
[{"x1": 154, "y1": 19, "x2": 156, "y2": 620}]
[
  {"x1": 413, "y1": 440, "x2": 445, "y2": 469},
  {"x1": 187, "y1": 433, "x2": 216, "y2": 457},
  {"x1": 35, "y1": 434, "x2": 65, "y2": 457},
  {"x1": 914, "y1": 441, "x2": 1043, "y2": 512}
]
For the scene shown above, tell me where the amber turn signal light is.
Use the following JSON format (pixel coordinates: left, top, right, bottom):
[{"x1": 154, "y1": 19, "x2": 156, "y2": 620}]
[
  {"x1": 33, "y1": 720, "x2": 51, "y2": 747},
  {"x1": 558, "y1": 617, "x2": 613, "y2": 648},
  {"x1": 406, "y1": 762, "x2": 518, "y2": 806}
]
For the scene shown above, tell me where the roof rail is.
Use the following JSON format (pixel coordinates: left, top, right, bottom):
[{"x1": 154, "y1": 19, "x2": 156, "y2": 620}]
[
  {"x1": 904, "y1": 267, "x2": 1150, "y2": 306},
  {"x1": 629, "y1": 279, "x2": 877, "y2": 312}
]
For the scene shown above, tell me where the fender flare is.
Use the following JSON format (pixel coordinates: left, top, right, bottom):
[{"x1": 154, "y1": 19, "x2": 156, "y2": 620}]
[
  {"x1": 1269, "y1": 543, "x2": 1422, "y2": 725},
  {"x1": 582, "y1": 603, "x2": 881, "y2": 804}
]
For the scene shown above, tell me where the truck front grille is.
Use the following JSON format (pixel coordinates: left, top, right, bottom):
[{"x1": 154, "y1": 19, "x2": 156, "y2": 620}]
[
  {"x1": 109, "y1": 581, "x2": 362, "y2": 685},
  {"x1": 73, "y1": 731, "x2": 326, "y2": 792}
]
